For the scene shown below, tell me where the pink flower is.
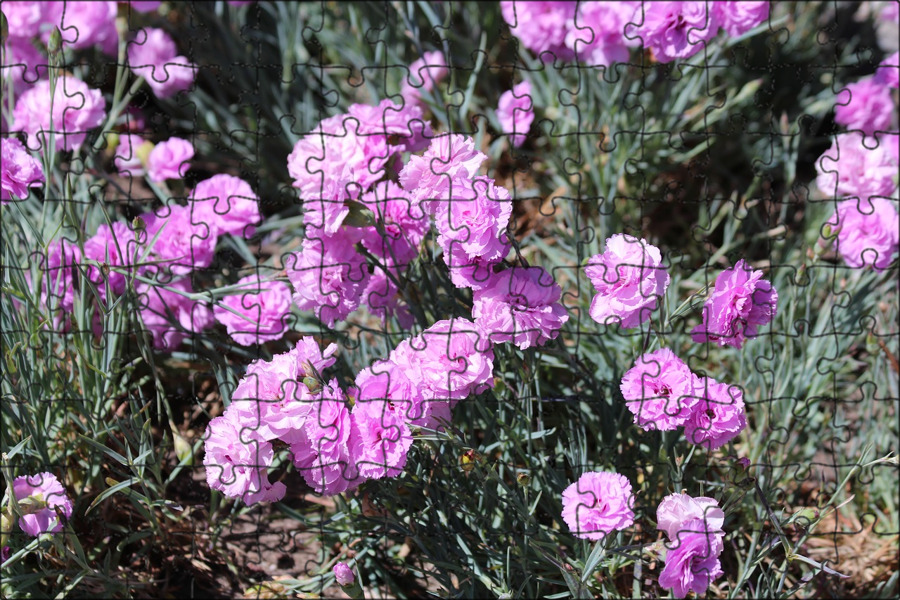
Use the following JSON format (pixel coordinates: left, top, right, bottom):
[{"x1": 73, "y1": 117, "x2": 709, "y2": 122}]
[
  {"x1": 619, "y1": 348, "x2": 697, "y2": 431},
  {"x1": 399, "y1": 134, "x2": 487, "y2": 209},
  {"x1": 354, "y1": 356, "x2": 435, "y2": 428},
  {"x1": 561, "y1": 471, "x2": 635, "y2": 541},
  {"x1": 585, "y1": 234, "x2": 670, "y2": 329},
  {"x1": 350, "y1": 393, "x2": 414, "y2": 480},
  {"x1": 401, "y1": 50, "x2": 449, "y2": 104},
  {"x1": 564, "y1": 2, "x2": 639, "y2": 66},
  {"x1": 189, "y1": 174, "x2": 261, "y2": 238},
  {"x1": 285, "y1": 230, "x2": 369, "y2": 328},
  {"x1": 2, "y1": 38, "x2": 47, "y2": 95},
  {"x1": 333, "y1": 562, "x2": 355, "y2": 586},
  {"x1": 500, "y1": 1, "x2": 577, "y2": 61},
  {"x1": 627, "y1": 2, "x2": 720, "y2": 63},
  {"x1": 40, "y1": 2, "x2": 119, "y2": 55},
  {"x1": 214, "y1": 275, "x2": 292, "y2": 346},
  {"x1": 113, "y1": 134, "x2": 150, "y2": 178},
  {"x1": 690, "y1": 259, "x2": 778, "y2": 349},
  {"x1": 0, "y1": 2, "x2": 44, "y2": 39},
  {"x1": 348, "y1": 97, "x2": 432, "y2": 153},
  {"x1": 134, "y1": 277, "x2": 214, "y2": 350},
  {"x1": 473, "y1": 267, "x2": 569, "y2": 349},
  {"x1": 656, "y1": 493, "x2": 725, "y2": 540},
  {"x1": 496, "y1": 81, "x2": 534, "y2": 147},
  {"x1": 1, "y1": 137, "x2": 45, "y2": 203},
  {"x1": 684, "y1": 376, "x2": 747, "y2": 450},
  {"x1": 826, "y1": 198, "x2": 900, "y2": 271},
  {"x1": 875, "y1": 51, "x2": 899, "y2": 89},
  {"x1": 127, "y1": 28, "x2": 196, "y2": 98},
  {"x1": 359, "y1": 181, "x2": 428, "y2": 266},
  {"x1": 82, "y1": 221, "x2": 138, "y2": 301},
  {"x1": 129, "y1": 1, "x2": 163, "y2": 12},
  {"x1": 203, "y1": 412, "x2": 285, "y2": 504},
  {"x1": 290, "y1": 380, "x2": 359, "y2": 495},
  {"x1": 13, "y1": 76, "x2": 106, "y2": 152},
  {"x1": 713, "y1": 1, "x2": 770, "y2": 37},
  {"x1": 815, "y1": 132, "x2": 899, "y2": 203},
  {"x1": 658, "y1": 519, "x2": 725, "y2": 599},
  {"x1": 12, "y1": 472, "x2": 73, "y2": 536},
  {"x1": 834, "y1": 76, "x2": 895, "y2": 135},
  {"x1": 362, "y1": 266, "x2": 415, "y2": 329},
  {"x1": 409, "y1": 318, "x2": 495, "y2": 403},
  {"x1": 141, "y1": 205, "x2": 218, "y2": 276},
  {"x1": 147, "y1": 137, "x2": 193, "y2": 183}
]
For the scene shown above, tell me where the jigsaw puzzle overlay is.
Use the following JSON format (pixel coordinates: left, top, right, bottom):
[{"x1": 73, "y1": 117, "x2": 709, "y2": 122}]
[{"x1": 1, "y1": 2, "x2": 898, "y2": 598}]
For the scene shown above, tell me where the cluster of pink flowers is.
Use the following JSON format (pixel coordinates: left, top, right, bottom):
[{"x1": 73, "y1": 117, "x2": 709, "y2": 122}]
[
  {"x1": 656, "y1": 493, "x2": 726, "y2": 598},
  {"x1": 620, "y1": 347, "x2": 746, "y2": 448},
  {"x1": 691, "y1": 259, "x2": 778, "y2": 348},
  {"x1": 11, "y1": 472, "x2": 73, "y2": 537},
  {"x1": 1, "y1": 137, "x2": 45, "y2": 204},
  {"x1": 127, "y1": 28, "x2": 196, "y2": 99},
  {"x1": 204, "y1": 320, "x2": 495, "y2": 502},
  {"x1": 501, "y1": 2, "x2": 770, "y2": 65},
  {"x1": 584, "y1": 234, "x2": 670, "y2": 329},
  {"x1": 496, "y1": 81, "x2": 535, "y2": 148},
  {"x1": 561, "y1": 471, "x2": 635, "y2": 540}
]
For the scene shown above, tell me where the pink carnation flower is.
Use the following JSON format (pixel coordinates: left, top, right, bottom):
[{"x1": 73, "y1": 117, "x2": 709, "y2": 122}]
[
  {"x1": 564, "y1": 1, "x2": 639, "y2": 66},
  {"x1": 826, "y1": 198, "x2": 900, "y2": 271},
  {"x1": 713, "y1": 1, "x2": 770, "y2": 37},
  {"x1": 214, "y1": 275, "x2": 292, "y2": 346},
  {"x1": 834, "y1": 76, "x2": 895, "y2": 136},
  {"x1": 204, "y1": 412, "x2": 285, "y2": 504},
  {"x1": 684, "y1": 376, "x2": 747, "y2": 450},
  {"x1": 2, "y1": 38, "x2": 47, "y2": 95},
  {"x1": 348, "y1": 97, "x2": 431, "y2": 153},
  {"x1": 141, "y1": 205, "x2": 218, "y2": 276},
  {"x1": 585, "y1": 234, "x2": 670, "y2": 329},
  {"x1": 12, "y1": 472, "x2": 73, "y2": 537},
  {"x1": 561, "y1": 471, "x2": 635, "y2": 541},
  {"x1": 398, "y1": 134, "x2": 487, "y2": 209},
  {"x1": 401, "y1": 50, "x2": 449, "y2": 104},
  {"x1": 496, "y1": 81, "x2": 534, "y2": 147},
  {"x1": 82, "y1": 221, "x2": 138, "y2": 302},
  {"x1": 362, "y1": 266, "x2": 415, "y2": 329},
  {"x1": 113, "y1": 134, "x2": 150, "y2": 178},
  {"x1": 127, "y1": 28, "x2": 196, "y2": 99},
  {"x1": 189, "y1": 174, "x2": 261, "y2": 238},
  {"x1": 500, "y1": 1, "x2": 577, "y2": 61},
  {"x1": 285, "y1": 230, "x2": 369, "y2": 328},
  {"x1": 690, "y1": 259, "x2": 778, "y2": 349},
  {"x1": 13, "y1": 76, "x2": 106, "y2": 152},
  {"x1": 146, "y1": 137, "x2": 193, "y2": 183},
  {"x1": 359, "y1": 181, "x2": 428, "y2": 266},
  {"x1": 354, "y1": 355, "x2": 436, "y2": 428},
  {"x1": 815, "y1": 132, "x2": 899, "y2": 203},
  {"x1": 0, "y1": 2, "x2": 44, "y2": 39},
  {"x1": 620, "y1": 348, "x2": 697, "y2": 431},
  {"x1": 350, "y1": 394, "x2": 414, "y2": 480},
  {"x1": 656, "y1": 492, "x2": 725, "y2": 540},
  {"x1": 45, "y1": 1, "x2": 119, "y2": 55},
  {"x1": 333, "y1": 562, "x2": 355, "y2": 586},
  {"x1": 875, "y1": 51, "x2": 899, "y2": 89},
  {"x1": 134, "y1": 277, "x2": 214, "y2": 350},
  {"x1": 408, "y1": 318, "x2": 495, "y2": 403},
  {"x1": 658, "y1": 519, "x2": 725, "y2": 599},
  {"x1": 627, "y1": 2, "x2": 720, "y2": 63},
  {"x1": 473, "y1": 267, "x2": 569, "y2": 349},
  {"x1": 1, "y1": 137, "x2": 45, "y2": 204}
]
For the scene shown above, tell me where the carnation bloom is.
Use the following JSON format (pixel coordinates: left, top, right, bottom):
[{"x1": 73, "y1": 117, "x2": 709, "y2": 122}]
[
  {"x1": 619, "y1": 348, "x2": 697, "y2": 431},
  {"x1": 40, "y1": 1, "x2": 119, "y2": 55},
  {"x1": 134, "y1": 277, "x2": 214, "y2": 350},
  {"x1": 473, "y1": 267, "x2": 569, "y2": 349},
  {"x1": 398, "y1": 134, "x2": 487, "y2": 208},
  {"x1": 560, "y1": 471, "x2": 635, "y2": 541},
  {"x1": 690, "y1": 259, "x2": 778, "y2": 348},
  {"x1": 127, "y1": 28, "x2": 196, "y2": 98},
  {"x1": 354, "y1": 355, "x2": 435, "y2": 428},
  {"x1": 13, "y1": 76, "x2": 106, "y2": 152},
  {"x1": 285, "y1": 230, "x2": 369, "y2": 328},
  {"x1": 359, "y1": 181, "x2": 428, "y2": 267},
  {"x1": 362, "y1": 266, "x2": 415, "y2": 329},
  {"x1": 684, "y1": 376, "x2": 747, "y2": 450},
  {"x1": 713, "y1": 1, "x2": 770, "y2": 37},
  {"x1": 658, "y1": 519, "x2": 725, "y2": 599},
  {"x1": 585, "y1": 234, "x2": 669, "y2": 329},
  {"x1": 147, "y1": 137, "x2": 193, "y2": 183},
  {"x1": 496, "y1": 81, "x2": 534, "y2": 147},
  {"x1": 82, "y1": 221, "x2": 138, "y2": 302},
  {"x1": 826, "y1": 198, "x2": 900, "y2": 271},
  {"x1": 564, "y1": 1, "x2": 639, "y2": 66},
  {"x1": 834, "y1": 76, "x2": 895, "y2": 135},
  {"x1": 875, "y1": 51, "x2": 899, "y2": 88},
  {"x1": 214, "y1": 275, "x2": 293, "y2": 346},
  {"x1": 1, "y1": 137, "x2": 45, "y2": 203},
  {"x1": 350, "y1": 393, "x2": 414, "y2": 480},
  {"x1": 408, "y1": 318, "x2": 495, "y2": 403},
  {"x1": 815, "y1": 132, "x2": 899, "y2": 203},
  {"x1": 141, "y1": 205, "x2": 218, "y2": 276},
  {"x1": 203, "y1": 412, "x2": 285, "y2": 504},
  {"x1": 401, "y1": 50, "x2": 449, "y2": 104},
  {"x1": 656, "y1": 493, "x2": 725, "y2": 540},
  {"x1": 627, "y1": 2, "x2": 720, "y2": 63},
  {"x1": 333, "y1": 562, "x2": 355, "y2": 586},
  {"x1": 0, "y1": 2, "x2": 44, "y2": 39},
  {"x1": 12, "y1": 472, "x2": 73, "y2": 537},
  {"x1": 113, "y1": 134, "x2": 151, "y2": 178},
  {"x1": 2, "y1": 37, "x2": 47, "y2": 95},
  {"x1": 500, "y1": 1, "x2": 577, "y2": 61},
  {"x1": 189, "y1": 174, "x2": 261, "y2": 238}
]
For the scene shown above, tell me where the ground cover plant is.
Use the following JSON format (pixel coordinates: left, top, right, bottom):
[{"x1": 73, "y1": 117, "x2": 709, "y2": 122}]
[{"x1": 1, "y1": 1, "x2": 898, "y2": 598}]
